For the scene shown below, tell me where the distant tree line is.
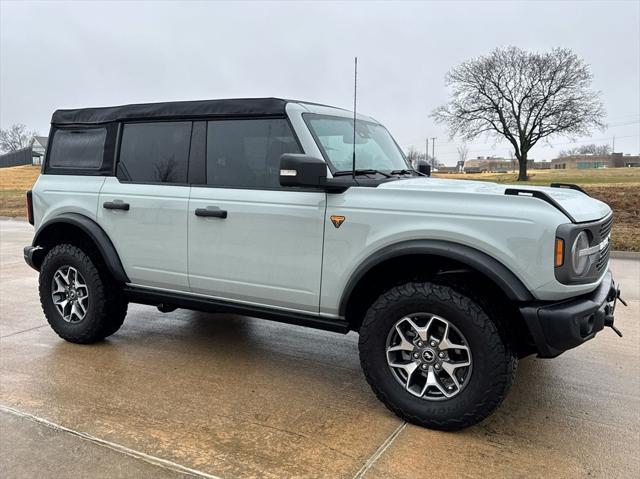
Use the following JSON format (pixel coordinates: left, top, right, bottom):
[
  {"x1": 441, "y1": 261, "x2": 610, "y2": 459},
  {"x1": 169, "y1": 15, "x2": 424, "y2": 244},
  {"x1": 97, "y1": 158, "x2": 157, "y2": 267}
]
[{"x1": 558, "y1": 143, "x2": 611, "y2": 157}]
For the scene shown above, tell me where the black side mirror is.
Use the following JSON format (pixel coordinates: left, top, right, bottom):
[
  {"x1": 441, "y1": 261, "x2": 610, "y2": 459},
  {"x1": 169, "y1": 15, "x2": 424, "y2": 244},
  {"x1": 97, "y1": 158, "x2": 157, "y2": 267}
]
[
  {"x1": 418, "y1": 162, "x2": 431, "y2": 176},
  {"x1": 279, "y1": 154, "x2": 327, "y2": 188}
]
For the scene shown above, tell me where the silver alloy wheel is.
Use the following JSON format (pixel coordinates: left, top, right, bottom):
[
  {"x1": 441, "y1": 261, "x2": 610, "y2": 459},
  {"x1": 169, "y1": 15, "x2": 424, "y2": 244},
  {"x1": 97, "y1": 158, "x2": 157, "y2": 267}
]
[
  {"x1": 51, "y1": 266, "x2": 89, "y2": 323},
  {"x1": 386, "y1": 313, "x2": 472, "y2": 400}
]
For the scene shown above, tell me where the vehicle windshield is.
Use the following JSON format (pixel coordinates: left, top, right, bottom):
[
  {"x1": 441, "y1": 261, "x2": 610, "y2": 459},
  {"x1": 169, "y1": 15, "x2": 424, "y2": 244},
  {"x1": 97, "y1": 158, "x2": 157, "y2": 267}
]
[{"x1": 304, "y1": 114, "x2": 409, "y2": 174}]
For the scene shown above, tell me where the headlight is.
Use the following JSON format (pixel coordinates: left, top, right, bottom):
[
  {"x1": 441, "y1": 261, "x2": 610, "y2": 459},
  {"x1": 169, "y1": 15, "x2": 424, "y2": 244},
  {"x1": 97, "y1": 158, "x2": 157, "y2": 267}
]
[{"x1": 571, "y1": 231, "x2": 590, "y2": 275}]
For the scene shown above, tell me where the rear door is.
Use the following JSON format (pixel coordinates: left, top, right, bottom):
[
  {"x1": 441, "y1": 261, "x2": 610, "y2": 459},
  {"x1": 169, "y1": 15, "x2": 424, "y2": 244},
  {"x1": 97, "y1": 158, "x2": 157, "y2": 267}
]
[
  {"x1": 188, "y1": 118, "x2": 326, "y2": 313},
  {"x1": 97, "y1": 121, "x2": 192, "y2": 291}
]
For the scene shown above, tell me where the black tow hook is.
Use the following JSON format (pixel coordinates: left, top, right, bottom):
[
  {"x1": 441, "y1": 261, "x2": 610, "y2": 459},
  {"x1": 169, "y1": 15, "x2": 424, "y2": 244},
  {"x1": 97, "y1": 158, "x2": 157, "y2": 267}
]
[
  {"x1": 605, "y1": 286, "x2": 626, "y2": 338},
  {"x1": 604, "y1": 311, "x2": 623, "y2": 337},
  {"x1": 616, "y1": 288, "x2": 628, "y2": 307}
]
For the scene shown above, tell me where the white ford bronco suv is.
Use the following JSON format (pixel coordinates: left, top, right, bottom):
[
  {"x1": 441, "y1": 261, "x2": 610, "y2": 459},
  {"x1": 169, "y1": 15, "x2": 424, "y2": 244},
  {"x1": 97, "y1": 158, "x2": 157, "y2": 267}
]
[{"x1": 24, "y1": 98, "x2": 624, "y2": 430}]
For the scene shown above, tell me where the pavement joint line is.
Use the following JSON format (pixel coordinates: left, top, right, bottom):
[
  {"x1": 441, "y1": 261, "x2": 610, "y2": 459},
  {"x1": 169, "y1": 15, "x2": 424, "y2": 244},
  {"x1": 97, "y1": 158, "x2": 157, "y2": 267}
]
[
  {"x1": 0, "y1": 404, "x2": 224, "y2": 479},
  {"x1": 351, "y1": 420, "x2": 407, "y2": 479},
  {"x1": 0, "y1": 324, "x2": 48, "y2": 339}
]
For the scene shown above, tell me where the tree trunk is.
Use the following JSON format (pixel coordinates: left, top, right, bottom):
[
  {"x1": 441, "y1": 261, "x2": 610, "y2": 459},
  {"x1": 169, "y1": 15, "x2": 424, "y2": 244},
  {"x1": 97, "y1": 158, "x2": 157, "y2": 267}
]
[{"x1": 517, "y1": 152, "x2": 528, "y2": 181}]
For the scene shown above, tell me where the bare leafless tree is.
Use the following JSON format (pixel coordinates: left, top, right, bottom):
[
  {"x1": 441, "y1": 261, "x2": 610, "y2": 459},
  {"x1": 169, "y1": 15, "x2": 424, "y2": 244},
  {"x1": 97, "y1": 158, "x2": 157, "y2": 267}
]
[
  {"x1": 457, "y1": 143, "x2": 469, "y2": 167},
  {"x1": 559, "y1": 143, "x2": 611, "y2": 157},
  {"x1": 432, "y1": 47, "x2": 606, "y2": 180},
  {"x1": 0, "y1": 124, "x2": 38, "y2": 154},
  {"x1": 405, "y1": 146, "x2": 421, "y2": 168},
  {"x1": 405, "y1": 146, "x2": 433, "y2": 168}
]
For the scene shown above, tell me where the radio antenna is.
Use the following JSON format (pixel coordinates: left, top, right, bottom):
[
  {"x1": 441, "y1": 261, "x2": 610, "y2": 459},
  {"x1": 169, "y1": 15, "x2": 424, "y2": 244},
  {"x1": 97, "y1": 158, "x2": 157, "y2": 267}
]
[{"x1": 352, "y1": 56, "x2": 357, "y2": 180}]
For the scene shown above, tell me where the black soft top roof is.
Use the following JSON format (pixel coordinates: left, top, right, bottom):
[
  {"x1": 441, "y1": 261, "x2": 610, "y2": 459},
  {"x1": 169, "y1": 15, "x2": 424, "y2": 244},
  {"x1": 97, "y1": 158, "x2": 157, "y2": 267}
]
[{"x1": 51, "y1": 97, "x2": 293, "y2": 126}]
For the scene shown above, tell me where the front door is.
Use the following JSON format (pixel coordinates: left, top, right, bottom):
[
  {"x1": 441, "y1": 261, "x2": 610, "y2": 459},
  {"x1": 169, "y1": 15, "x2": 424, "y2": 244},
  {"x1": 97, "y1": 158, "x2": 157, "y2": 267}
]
[
  {"x1": 188, "y1": 118, "x2": 326, "y2": 313},
  {"x1": 97, "y1": 121, "x2": 192, "y2": 291}
]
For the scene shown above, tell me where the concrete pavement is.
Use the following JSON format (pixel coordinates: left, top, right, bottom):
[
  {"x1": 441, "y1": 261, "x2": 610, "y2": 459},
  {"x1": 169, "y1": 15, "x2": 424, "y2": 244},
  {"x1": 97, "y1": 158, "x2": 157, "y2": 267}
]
[{"x1": 1, "y1": 219, "x2": 639, "y2": 478}]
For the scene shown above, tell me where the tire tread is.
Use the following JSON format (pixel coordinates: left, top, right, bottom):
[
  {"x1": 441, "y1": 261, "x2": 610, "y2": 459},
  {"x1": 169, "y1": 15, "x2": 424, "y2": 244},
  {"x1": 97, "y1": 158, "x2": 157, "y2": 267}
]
[
  {"x1": 39, "y1": 243, "x2": 127, "y2": 344},
  {"x1": 358, "y1": 282, "x2": 515, "y2": 430}
]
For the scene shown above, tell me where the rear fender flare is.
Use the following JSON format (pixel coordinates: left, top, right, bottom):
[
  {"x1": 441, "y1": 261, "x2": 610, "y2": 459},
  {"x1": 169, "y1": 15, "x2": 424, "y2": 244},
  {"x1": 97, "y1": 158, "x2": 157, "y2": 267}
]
[{"x1": 33, "y1": 213, "x2": 129, "y2": 283}]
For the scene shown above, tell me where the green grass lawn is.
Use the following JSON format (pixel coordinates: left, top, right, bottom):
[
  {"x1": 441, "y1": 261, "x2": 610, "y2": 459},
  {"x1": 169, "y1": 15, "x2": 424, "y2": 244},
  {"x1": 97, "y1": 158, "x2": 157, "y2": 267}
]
[{"x1": 435, "y1": 167, "x2": 640, "y2": 185}]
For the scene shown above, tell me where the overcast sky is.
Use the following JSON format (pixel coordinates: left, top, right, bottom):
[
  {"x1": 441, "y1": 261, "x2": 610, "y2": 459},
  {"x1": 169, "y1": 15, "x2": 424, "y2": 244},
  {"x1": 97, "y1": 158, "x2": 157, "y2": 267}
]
[{"x1": 1, "y1": 0, "x2": 638, "y2": 165}]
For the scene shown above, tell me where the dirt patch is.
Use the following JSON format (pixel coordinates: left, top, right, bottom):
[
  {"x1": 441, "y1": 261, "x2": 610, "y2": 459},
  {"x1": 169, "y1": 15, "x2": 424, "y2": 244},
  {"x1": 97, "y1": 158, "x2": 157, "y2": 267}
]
[
  {"x1": 0, "y1": 165, "x2": 40, "y2": 190},
  {"x1": 0, "y1": 166, "x2": 40, "y2": 217},
  {"x1": 584, "y1": 184, "x2": 639, "y2": 251}
]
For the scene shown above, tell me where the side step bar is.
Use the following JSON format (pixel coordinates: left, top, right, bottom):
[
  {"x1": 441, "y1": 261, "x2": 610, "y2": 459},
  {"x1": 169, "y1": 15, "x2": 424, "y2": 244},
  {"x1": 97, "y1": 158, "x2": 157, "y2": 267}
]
[{"x1": 123, "y1": 286, "x2": 350, "y2": 334}]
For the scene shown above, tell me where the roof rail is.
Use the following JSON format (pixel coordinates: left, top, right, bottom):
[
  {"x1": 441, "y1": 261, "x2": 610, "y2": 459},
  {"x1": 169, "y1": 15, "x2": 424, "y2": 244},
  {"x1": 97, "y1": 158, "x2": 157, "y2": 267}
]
[{"x1": 504, "y1": 188, "x2": 576, "y2": 223}]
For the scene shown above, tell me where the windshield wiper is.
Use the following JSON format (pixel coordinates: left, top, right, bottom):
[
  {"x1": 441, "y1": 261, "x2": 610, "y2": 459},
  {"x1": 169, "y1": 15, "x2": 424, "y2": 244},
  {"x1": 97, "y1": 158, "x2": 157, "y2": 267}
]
[
  {"x1": 389, "y1": 169, "x2": 414, "y2": 176},
  {"x1": 333, "y1": 169, "x2": 392, "y2": 178}
]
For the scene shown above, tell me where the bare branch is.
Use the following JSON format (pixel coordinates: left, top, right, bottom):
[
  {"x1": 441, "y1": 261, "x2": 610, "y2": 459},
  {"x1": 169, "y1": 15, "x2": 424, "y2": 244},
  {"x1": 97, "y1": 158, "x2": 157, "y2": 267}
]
[
  {"x1": 432, "y1": 46, "x2": 605, "y2": 180},
  {"x1": 0, "y1": 124, "x2": 38, "y2": 154}
]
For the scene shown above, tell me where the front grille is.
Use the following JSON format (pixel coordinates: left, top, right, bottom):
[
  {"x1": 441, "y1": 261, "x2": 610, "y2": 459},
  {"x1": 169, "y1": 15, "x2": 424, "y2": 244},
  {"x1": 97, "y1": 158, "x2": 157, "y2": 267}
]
[
  {"x1": 596, "y1": 239, "x2": 610, "y2": 271},
  {"x1": 599, "y1": 214, "x2": 613, "y2": 239},
  {"x1": 596, "y1": 213, "x2": 613, "y2": 272}
]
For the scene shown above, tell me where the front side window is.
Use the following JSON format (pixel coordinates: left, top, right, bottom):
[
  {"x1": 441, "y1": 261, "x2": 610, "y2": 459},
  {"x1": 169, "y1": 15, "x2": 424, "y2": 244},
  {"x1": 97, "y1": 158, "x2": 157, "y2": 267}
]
[
  {"x1": 304, "y1": 114, "x2": 408, "y2": 173},
  {"x1": 118, "y1": 122, "x2": 191, "y2": 183},
  {"x1": 206, "y1": 118, "x2": 301, "y2": 188},
  {"x1": 48, "y1": 128, "x2": 107, "y2": 169}
]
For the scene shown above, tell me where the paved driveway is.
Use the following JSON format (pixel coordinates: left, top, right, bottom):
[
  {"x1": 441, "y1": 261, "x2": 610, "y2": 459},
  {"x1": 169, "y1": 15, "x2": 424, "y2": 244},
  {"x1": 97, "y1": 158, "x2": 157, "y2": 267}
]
[{"x1": 1, "y1": 219, "x2": 638, "y2": 478}]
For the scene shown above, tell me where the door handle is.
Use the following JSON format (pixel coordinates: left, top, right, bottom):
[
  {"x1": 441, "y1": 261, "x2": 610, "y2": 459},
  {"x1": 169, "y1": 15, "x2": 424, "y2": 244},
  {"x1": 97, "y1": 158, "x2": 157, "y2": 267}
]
[
  {"x1": 103, "y1": 201, "x2": 130, "y2": 211},
  {"x1": 195, "y1": 207, "x2": 227, "y2": 219}
]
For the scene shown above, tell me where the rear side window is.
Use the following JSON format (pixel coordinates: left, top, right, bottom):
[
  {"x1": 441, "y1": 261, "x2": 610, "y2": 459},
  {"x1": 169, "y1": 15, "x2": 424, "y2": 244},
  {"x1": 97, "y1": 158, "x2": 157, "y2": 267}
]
[
  {"x1": 48, "y1": 128, "x2": 107, "y2": 169},
  {"x1": 117, "y1": 122, "x2": 191, "y2": 184},
  {"x1": 206, "y1": 119, "x2": 301, "y2": 188}
]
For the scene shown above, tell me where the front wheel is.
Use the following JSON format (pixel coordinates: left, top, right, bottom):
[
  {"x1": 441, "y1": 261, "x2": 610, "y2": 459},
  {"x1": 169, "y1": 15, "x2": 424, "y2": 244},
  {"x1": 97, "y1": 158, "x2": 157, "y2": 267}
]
[{"x1": 358, "y1": 282, "x2": 516, "y2": 430}]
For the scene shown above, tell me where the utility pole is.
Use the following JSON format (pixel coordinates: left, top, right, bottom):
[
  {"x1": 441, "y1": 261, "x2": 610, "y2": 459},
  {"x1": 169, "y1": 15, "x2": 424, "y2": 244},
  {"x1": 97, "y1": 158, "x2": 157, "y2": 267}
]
[
  {"x1": 425, "y1": 138, "x2": 429, "y2": 167},
  {"x1": 612, "y1": 136, "x2": 615, "y2": 153},
  {"x1": 430, "y1": 137, "x2": 437, "y2": 167}
]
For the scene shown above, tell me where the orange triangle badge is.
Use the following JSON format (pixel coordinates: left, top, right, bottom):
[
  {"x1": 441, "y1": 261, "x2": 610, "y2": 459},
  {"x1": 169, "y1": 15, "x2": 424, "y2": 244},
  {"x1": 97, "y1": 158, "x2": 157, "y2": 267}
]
[{"x1": 330, "y1": 215, "x2": 346, "y2": 228}]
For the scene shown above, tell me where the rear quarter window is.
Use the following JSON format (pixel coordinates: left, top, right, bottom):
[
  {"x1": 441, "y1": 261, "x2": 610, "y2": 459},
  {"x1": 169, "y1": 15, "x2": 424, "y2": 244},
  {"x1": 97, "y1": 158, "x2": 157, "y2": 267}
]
[{"x1": 48, "y1": 128, "x2": 107, "y2": 169}]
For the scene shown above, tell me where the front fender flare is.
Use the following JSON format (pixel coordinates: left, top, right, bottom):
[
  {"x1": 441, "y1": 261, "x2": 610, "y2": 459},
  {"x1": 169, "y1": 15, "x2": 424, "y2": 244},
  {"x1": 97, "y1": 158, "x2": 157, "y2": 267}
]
[
  {"x1": 338, "y1": 239, "x2": 534, "y2": 316},
  {"x1": 33, "y1": 213, "x2": 129, "y2": 283}
]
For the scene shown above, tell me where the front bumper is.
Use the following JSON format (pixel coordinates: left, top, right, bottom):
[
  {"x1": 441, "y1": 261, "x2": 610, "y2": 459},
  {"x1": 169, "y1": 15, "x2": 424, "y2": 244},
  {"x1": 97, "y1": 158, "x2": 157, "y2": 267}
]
[{"x1": 520, "y1": 271, "x2": 620, "y2": 358}]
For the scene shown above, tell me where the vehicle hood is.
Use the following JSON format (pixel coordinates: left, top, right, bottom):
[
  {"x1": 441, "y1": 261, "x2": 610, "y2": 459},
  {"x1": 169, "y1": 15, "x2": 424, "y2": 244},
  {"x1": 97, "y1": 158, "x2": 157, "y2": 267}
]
[{"x1": 378, "y1": 177, "x2": 611, "y2": 223}]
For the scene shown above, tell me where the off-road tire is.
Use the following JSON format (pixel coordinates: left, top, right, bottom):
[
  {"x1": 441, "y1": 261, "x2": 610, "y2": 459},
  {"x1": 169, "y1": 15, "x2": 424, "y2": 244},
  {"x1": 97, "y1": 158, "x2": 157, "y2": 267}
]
[
  {"x1": 39, "y1": 243, "x2": 128, "y2": 343},
  {"x1": 358, "y1": 281, "x2": 516, "y2": 430}
]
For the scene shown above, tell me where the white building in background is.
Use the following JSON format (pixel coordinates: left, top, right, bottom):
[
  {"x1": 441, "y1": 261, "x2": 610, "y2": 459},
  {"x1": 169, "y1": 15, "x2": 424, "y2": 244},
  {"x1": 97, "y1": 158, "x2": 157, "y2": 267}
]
[{"x1": 31, "y1": 136, "x2": 47, "y2": 165}]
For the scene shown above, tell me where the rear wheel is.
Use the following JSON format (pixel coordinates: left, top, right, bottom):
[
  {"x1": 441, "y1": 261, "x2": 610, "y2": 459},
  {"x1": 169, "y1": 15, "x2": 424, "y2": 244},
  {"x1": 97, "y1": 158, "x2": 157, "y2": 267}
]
[
  {"x1": 358, "y1": 282, "x2": 516, "y2": 430},
  {"x1": 39, "y1": 244, "x2": 127, "y2": 343}
]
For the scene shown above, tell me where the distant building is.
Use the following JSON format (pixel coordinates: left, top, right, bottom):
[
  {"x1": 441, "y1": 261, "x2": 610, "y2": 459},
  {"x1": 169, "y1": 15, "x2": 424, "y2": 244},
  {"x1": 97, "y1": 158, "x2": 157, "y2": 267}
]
[
  {"x1": 551, "y1": 152, "x2": 640, "y2": 169},
  {"x1": 31, "y1": 136, "x2": 48, "y2": 165},
  {"x1": 436, "y1": 166, "x2": 460, "y2": 173},
  {"x1": 531, "y1": 161, "x2": 552, "y2": 170},
  {"x1": 463, "y1": 156, "x2": 535, "y2": 173}
]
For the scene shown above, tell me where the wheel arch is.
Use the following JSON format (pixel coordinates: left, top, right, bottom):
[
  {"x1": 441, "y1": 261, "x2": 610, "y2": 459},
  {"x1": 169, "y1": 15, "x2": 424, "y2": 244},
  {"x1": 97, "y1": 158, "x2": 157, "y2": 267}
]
[
  {"x1": 339, "y1": 240, "x2": 534, "y2": 329},
  {"x1": 31, "y1": 213, "x2": 129, "y2": 283}
]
